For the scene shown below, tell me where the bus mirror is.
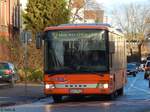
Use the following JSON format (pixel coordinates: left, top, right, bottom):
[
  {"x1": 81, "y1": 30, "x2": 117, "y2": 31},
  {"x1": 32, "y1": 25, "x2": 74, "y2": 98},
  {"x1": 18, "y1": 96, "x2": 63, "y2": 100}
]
[
  {"x1": 36, "y1": 32, "x2": 42, "y2": 49},
  {"x1": 109, "y1": 41, "x2": 115, "y2": 53}
]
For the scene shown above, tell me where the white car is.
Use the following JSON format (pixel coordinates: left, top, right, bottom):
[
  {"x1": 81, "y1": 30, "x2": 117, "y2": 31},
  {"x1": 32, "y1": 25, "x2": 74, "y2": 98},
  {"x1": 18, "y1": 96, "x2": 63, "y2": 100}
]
[{"x1": 139, "y1": 64, "x2": 145, "y2": 72}]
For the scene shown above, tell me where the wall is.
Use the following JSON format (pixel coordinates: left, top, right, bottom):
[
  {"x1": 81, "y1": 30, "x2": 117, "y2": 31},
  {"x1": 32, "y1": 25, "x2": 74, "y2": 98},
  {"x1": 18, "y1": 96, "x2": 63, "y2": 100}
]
[{"x1": 0, "y1": 0, "x2": 20, "y2": 61}]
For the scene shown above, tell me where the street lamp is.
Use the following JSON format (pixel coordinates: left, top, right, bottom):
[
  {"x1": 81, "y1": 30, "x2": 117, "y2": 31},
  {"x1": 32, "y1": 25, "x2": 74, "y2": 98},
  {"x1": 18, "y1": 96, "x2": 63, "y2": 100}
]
[{"x1": 20, "y1": 31, "x2": 32, "y2": 96}]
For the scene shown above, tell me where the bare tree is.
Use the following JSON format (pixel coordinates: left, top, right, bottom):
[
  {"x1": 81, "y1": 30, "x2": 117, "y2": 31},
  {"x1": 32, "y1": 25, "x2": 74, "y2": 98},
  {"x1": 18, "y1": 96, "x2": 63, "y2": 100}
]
[
  {"x1": 145, "y1": 12, "x2": 150, "y2": 39},
  {"x1": 68, "y1": 0, "x2": 103, "y2": 23},
  {"x1": 112, "y1": 3, "x2": 150, "y2": 61},
  {"x1": 68, "y1": 0, "x2": 86, "y2": 23}
]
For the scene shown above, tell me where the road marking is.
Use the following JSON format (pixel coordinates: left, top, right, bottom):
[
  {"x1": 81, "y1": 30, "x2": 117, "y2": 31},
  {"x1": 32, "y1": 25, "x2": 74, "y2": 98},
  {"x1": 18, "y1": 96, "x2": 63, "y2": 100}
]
[
  {"x1": 126, "y1": 77, "x2": 138, "y2": 92},
  {"x1": 132, "y1": 86, "x2": 150, "y2": 94},
  {"x1": 125, "y1": 73, "x2": 150, "y2": 95},
  {"x1": 0, "y1": 83, "x2": 9, "y2": 86},
  {"x1": 144, "y1": 99, "x2": 150, "y2": 101},
  {"x1": 0, "y1": 97, "x2": 10, "y2": 99},
  {"x1": 33, "y1": 97, "x2": 53, "y2": 105}
]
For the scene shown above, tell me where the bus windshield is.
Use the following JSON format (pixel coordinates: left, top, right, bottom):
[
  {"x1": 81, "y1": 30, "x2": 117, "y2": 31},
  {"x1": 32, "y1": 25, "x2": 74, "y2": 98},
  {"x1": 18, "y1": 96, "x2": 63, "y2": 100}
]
[{"x1": 44, "y1": 30, "x2": 108, "y2": 74}]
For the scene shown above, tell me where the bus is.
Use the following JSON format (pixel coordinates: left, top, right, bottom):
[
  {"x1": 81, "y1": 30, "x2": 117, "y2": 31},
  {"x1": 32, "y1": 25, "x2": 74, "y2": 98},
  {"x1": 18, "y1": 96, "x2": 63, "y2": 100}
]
[{"x1": 36, "y1": 23, "x2": 127, "y2": 102}]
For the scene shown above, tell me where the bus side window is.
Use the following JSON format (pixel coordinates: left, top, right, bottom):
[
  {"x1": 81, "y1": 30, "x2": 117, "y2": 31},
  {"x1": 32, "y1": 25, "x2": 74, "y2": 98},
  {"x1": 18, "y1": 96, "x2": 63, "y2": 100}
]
[
  {"x1": 109, "y1": 41, "x2": 115, "y2": 54},
  {"x1": 110, "y1": 55, "x2": 113, "y2": 68}
]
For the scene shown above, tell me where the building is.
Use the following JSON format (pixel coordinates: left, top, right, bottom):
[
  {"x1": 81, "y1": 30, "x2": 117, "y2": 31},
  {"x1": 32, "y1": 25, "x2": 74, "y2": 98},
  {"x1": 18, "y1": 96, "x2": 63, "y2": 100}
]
[
  {"x1": 0, "y1": 0, "x2": 20, "y2": 60},
  {"x1": 70, "y1": 0, "x2": 104, "y2": 23}
]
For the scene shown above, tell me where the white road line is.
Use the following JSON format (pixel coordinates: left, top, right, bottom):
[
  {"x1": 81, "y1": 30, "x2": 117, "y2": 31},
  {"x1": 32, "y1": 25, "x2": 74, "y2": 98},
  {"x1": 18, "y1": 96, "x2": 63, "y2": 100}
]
[
  {"x1": 144, "y1": 99, "x2": 150, "y2": 101},
  {"x1": 33, "y1": 97, "x2": 53, "y2": 105},
  {"x1": 0, "y1": 83, "x2": 9, "y2": 86},
  {"x1": 126, "y1": 77, "x2": 139, "y2": 92},
  {"x1": 0, "y1": 97, "x2": 10, "y2": 98},
  {"x1": 132, "y1": 86, "x2": 150, "y2": 94}
]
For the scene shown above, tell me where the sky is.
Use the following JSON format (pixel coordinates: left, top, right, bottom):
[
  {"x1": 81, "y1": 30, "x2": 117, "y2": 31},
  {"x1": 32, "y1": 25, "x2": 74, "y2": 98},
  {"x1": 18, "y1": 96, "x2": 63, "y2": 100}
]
[
  {"x1": 96, "y1": 0, "x2": 149, "y2": 8},
  {"x1": 96, "y1": 0, "x2": 149, "y2": 13},
  {"x1": 20, "y1": 0, "x2": 27, "y2": 10},
  {"x1": 20, "y1": 0, "x2": 149, "y2": 9},
  {"x1": 95, "y1": 0, "x2": 149, "y2": 24}
]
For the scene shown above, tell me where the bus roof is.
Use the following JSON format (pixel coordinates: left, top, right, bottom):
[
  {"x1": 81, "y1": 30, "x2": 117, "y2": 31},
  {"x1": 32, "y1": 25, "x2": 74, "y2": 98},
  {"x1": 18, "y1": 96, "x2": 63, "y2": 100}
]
[{"x1": 44, "y1": 23, "x2": 123, "y2": 36}]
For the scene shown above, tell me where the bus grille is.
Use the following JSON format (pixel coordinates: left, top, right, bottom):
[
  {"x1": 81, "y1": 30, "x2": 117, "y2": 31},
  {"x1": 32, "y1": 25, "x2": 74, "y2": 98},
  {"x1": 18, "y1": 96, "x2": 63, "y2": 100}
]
[{"x1": 55, "y1": 84, "x2": 98, "y2": 88}]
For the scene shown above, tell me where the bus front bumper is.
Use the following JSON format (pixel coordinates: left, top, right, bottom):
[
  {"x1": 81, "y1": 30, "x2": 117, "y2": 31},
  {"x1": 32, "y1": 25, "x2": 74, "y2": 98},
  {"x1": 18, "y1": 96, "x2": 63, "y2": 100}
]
[{"x1": 44, "y1": 88, "x2": 112, "y2": 95}]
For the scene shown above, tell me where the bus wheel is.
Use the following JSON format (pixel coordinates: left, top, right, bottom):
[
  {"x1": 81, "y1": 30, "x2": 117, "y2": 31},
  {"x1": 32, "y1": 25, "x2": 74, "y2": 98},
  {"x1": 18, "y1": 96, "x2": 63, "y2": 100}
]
[
  {"x1": 52, "y1": 95, "x2": 62, "y2": 103},
  {"x1": 107, "y1": 92, "x2": 116, "y2": 100},
  {"x1": 133, "y1": 73, "x2": 136, "y2": 77},
  {"x1": 144, "y1": 74, "x2": 148, "y2": 79},
  {"x1": 117, "y1": 88, "x2": 124, "y2": 96},
  {"x1": 70, "y1": 95, "x2": 85, "y2": 100}
]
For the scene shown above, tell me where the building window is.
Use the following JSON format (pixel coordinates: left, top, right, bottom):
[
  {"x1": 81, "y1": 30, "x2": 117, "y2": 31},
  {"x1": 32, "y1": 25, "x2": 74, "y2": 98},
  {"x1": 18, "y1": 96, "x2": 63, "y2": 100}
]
[
  {"x1": 0, "y1": 0, "x2": 7, "y2": 26},
  {"x1": 4, "y1": 1, "x2": 7, "y2": 25},
  {"x1": 0, "y1": 1, "x2": 3, "y2": 25},
  {"x1": 0, "y1": 1, "x2": 2, "y2": 25}
]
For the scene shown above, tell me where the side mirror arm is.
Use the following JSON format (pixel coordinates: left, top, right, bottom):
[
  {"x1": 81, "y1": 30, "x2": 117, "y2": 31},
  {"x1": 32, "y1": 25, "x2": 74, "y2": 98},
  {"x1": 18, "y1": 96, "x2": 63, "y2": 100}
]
[{"x1": 36, "y1": 32, "x2": 43, "y2": 49}]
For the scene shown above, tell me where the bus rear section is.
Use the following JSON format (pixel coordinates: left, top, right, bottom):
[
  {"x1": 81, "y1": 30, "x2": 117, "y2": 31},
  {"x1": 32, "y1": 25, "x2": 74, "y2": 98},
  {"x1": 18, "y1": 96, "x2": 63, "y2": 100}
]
[{"x1": 37, "y1": 24, "x2": 126, "y2": 102}]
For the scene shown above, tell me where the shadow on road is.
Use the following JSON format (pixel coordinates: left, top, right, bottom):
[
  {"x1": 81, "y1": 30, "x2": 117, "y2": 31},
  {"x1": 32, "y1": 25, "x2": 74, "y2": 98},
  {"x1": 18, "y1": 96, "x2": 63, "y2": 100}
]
[
  {"x1": 0, "y1": 84, "x2": 11, "y2": 89},
  {"x1": 49, "y1": 95, "x2": 120, "y2": 104}
]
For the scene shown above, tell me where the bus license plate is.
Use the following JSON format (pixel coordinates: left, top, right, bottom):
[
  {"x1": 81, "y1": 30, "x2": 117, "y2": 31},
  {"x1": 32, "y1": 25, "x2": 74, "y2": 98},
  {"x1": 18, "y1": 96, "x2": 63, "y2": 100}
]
[{"x1": 70, "y1": 89, "x2": 82, "y2": 94}]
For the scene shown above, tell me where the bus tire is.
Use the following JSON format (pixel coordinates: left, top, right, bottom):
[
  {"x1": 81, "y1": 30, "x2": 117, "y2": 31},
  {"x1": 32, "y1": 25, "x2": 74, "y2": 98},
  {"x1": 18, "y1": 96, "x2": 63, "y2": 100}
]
[
  {"x1": 107, "y1": 92, "x2": 116, "y2": 100},
  {"x1": 133, "y1": 73, "x2": 136, "y2": 77},
  {"x1": 117, "y1": 88, "x2": 124, "y2": 96},
  {"x1": 144, "y1": 74, "x2": 148, "y2": 79},
  {"x1": 52, "y1": 95, "x2": 62, "y2": 103}
]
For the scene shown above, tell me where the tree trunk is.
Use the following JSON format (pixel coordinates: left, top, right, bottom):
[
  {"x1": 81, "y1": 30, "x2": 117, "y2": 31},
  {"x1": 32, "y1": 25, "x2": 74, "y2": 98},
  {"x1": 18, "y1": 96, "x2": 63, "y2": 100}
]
[
  {"x1": 130, "y1": 48, "x2": 133, "y2": 56},
  {"x1": 138, "y1": 44, "x2": 142, "y2": 62}
]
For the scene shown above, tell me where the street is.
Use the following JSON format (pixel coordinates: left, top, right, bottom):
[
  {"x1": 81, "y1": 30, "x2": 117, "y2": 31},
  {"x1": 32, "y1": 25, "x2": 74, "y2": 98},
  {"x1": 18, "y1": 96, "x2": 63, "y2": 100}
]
[
  {"x1": 1, "y1": 72, "x2": 150, "y2": 112},
  {"x1": 0, "y1": 0, "x2": 149, "y2": 112},
  {"x1": 0, "y1": 83, "x2": 44, "y2": 106}
]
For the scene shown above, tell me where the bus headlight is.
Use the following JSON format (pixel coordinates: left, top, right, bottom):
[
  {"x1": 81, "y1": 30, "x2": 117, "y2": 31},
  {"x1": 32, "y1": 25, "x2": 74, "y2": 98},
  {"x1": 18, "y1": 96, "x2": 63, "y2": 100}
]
[
  {"x1": 98, "y1": 83, "x2": 109, "y2": 89},
  {"x1": 103, "y1": 84, "x2": 109, "y2": 89},
  {"x1": 45, "y1": 84, "x2": 55, "y2": 89}
]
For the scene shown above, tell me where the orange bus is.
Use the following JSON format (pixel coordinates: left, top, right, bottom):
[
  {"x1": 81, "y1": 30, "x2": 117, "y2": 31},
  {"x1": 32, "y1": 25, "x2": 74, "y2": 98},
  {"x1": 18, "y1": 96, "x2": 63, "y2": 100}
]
[{"x1": 36, "y1": 23, "x2": 127, "y2": 102}]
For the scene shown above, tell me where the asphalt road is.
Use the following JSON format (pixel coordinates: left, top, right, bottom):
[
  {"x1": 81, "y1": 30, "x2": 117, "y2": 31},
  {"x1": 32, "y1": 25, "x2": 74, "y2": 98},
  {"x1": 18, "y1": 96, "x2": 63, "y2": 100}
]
[
  {"x1": 1, "y1": 72, "x2": 150, "y2": 112},
  {"x1": 0, "y1": 83, "x2": 44, "y2": 106}
]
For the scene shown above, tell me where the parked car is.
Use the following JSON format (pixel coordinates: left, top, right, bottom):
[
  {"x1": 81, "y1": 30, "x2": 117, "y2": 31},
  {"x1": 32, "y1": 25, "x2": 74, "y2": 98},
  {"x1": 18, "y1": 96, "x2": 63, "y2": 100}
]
[
  {"x1": 0, "y1": 62, "x2": 18, "y2": 88},
  {"x1": 138, "y1": 63, "x2": 145, "y2": 72},
  {"x1": 130, "y1": 62, "x2": 141, "y2": 72},
  {"x1": 127, "y1": 63, "x2": 138, "y2": 77},
  {"x1": 147, "y1": 56, "x2": 150, "y2": 61},
  {"x1": 144, "y1": 60, "x2": 150, "y2": 79}
]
